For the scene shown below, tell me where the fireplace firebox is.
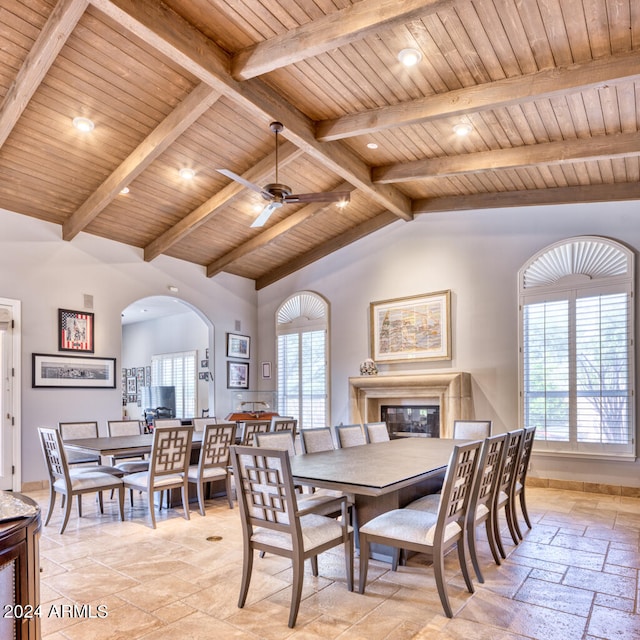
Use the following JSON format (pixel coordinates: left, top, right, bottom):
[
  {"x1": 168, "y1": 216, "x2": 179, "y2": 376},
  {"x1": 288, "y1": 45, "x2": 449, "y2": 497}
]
[{"x1": 381, "y1": 405, "x2": 440, "y2": 438}]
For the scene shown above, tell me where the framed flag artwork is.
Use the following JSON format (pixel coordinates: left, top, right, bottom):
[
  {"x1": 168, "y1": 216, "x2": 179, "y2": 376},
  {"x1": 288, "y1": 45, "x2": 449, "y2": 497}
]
[{"x1": 58, "y1": 309, "x2": 95, "y2": 352}]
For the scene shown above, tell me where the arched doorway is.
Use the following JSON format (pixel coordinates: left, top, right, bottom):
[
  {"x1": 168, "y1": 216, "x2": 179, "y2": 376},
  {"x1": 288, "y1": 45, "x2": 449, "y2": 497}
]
[{"x1": 121, "y1": 296, "x2": 215, "y2": 422}]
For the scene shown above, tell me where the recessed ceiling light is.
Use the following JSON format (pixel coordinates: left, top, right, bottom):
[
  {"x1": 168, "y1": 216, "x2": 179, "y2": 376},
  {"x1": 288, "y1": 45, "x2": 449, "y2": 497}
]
[
  {"x1": 398, "y1": 48, "x2": 422, "y2": 67},
  {"x1": 179, "y1": 168, "x2": 195, "y2": 180},
  {"x1": 120, "y1": 186, "x2": 130, "y2": 194},
  {"x1": 72, "y1": 116, "x2": 94, "y2": 132},
  {"x1": 453, "y1": 123, "x2": 473, "y2": 137},
  {"x1": 367, "y1": 142, "x2": 379, "y2": 149}
]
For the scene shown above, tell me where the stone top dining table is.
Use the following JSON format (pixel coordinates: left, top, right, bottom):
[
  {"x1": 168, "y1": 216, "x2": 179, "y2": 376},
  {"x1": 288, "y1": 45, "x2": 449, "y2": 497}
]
[{"x1": 290, "y1": 437, "x2": 461, "y2": 534}]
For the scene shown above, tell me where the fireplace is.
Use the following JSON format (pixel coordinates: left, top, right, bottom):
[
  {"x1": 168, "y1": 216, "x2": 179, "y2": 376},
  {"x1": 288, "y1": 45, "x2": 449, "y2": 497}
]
[
  {"x1": 381, "y1": 405, "x2": 440, "y2": 438},
  {"x1": 348, "y1": 372, "x2": 472, "y2": 438}
]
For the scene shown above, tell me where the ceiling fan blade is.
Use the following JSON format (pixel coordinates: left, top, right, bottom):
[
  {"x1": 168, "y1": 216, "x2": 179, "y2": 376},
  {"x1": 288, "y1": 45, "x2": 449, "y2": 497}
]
[
  {"x1": 283, "y1": 191, "x2": 351, "y2": 204},
  {"x1": 217, "y1": 169, "x2": 272, "y2": 199},
  {"x1": 250, "y1": 201, "x2": 282, "y2": 228}
]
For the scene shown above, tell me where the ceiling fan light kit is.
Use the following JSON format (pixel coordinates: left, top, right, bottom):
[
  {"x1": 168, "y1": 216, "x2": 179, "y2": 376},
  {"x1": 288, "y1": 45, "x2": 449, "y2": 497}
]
[{"x1": 218, "y1": 122, "x2": 350, "y2": 228}]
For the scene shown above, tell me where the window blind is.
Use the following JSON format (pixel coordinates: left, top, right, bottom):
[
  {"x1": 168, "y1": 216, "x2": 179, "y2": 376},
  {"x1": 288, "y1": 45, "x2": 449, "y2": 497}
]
[{"x1": 151, "y1": 350, "x2": 196, "y2": 419}]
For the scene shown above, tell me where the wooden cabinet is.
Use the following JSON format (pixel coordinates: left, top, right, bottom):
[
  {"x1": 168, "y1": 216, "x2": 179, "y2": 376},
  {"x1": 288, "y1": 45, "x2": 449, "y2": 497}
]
[{"x1": 0, "y1": 494, "x2": 41, "y2": 640}]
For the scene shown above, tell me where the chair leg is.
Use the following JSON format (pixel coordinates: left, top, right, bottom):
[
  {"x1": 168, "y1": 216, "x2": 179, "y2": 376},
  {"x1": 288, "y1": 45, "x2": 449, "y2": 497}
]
[
  {"x1": 493, "y1": 507, "x2": 507, "y2": 559},
  {"x1": 117, "y1": 486, "x2": 125, "y2": 521},
  {"x1": 505, "y1": 499, "x2": 520, "y2": 545},
  {"x1": 457, "y1": 538, "x2": 475, "y2": 594},
  {"x1": 97, "y1": 491, "x2": 104, "y2": 514},
  {"x1": 433, "y1": 544, "x2": 453, "y2": 618},
  {"x1": 238, "y1": 544, "x2": 253, "y2": 608},
  {"x1": 288, "y1": 556, "x2": 305, "y2": 628},
  {"x1": 391, "y1": 548, "x2": 401, "y2": 571},
  {"x1": 181, "y1": 482, "x2": 190, "y2": 521},
  {"x1": 345, "y1": 533, "x2": 354, "y2": 592},
  {"x1": 225, "y1": 474, "x2": 234, "y2": 509},
  {"x1": 358, "y1": 535, "x2": 370, "y2": 594},
  {"x1": 60, "y1": 492, "x2": 74, "y2": 535},
  {"x1": 44, "y1": 488, "x2": 56, "y2": 526},
  {"x1": 310, "y1": 555, "x2": 318, "y2": 577},
  {"x1": 485, "y1": 515, "x2": 502, "y2": 565},
  {"x1": 197, "y1": 481, "x2": 205, "y2": 517},
  {"x1": 468, "y1": 522, "x2": 485, "y2": 583},
  {"x1": 149, "y1": 491, "x2": 157, "y2": 529},
  {"x1": 77, "y1": 494, "x2": 83, "y2": 518},
  {"x1": 519, "y1": 489, "x2": 532, "y2": 529}
]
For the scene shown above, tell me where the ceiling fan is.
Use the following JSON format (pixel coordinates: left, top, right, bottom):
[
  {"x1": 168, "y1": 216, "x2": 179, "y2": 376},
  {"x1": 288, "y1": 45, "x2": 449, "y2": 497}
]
[{"x1": 217, "y1": 121, "x2": 351, "y2": 228}]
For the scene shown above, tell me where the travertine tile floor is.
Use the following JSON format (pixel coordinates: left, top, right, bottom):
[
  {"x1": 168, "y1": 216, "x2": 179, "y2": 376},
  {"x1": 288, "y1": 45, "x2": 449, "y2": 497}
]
[{"x1": 24, "y1": 485, "x2": 640, "y2": 640}]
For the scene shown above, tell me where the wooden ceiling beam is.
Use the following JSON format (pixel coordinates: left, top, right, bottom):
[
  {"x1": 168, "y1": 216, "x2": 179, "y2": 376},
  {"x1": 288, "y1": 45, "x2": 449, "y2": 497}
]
[
  {"x1": 90, "y1": 0, "x2": 413, "y2": 226},
  {"x1": 373, "y1": 132, "x2": 640, "y2": 183},
  {"x1": 62, "y1": 82, "x2": 221, "y2": 241},
  {"x1": 0, "y1": 0, "x2": 88, "y2": 149},
  {"x1": 206, "y1": 181, "x2": 356, "y2": 277},
  {"x1": 412, "y1": 183, "x2": 640, "y2": 215},
  {"x1": 231, "y1": 0, "x2": 453, "y2": 81},
  {"x1": 144, "y1": 142, "x2": 303, "y2": 261},
  {"x1": 316, "y1": 50, "x2": 640, "y2": 142},
  {"x1": 255, "y1": 211, "x2": 399, "y2": 289}
]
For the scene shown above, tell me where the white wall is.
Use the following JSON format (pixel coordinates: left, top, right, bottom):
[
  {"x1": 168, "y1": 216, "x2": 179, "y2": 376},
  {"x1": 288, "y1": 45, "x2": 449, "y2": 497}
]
[
  {"x1": 257, "y1": 200, "x2": 640, "y2": 488},
  {"x1": 0, "y1": 208, "x2": 257, "y2": 485}
]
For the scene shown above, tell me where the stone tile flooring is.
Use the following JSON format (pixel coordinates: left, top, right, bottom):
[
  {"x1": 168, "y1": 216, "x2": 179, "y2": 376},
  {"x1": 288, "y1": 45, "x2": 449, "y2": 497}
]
[{"x1": 25, "y1": 486, "x2": 640, "y2": 639}]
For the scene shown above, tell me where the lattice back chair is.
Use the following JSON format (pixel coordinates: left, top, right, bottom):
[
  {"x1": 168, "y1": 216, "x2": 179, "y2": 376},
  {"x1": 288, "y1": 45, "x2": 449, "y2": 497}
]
[
  {"x1": 364, "y1": 422, "x2": 390, "y2": 443},
  {"x1": 58, "y1": 421, "x2": 101, "y2": 466},
  {"x1": 492, "y1": 429, "x2": 524, "y2": 558},
  {"x1": 153, "y1": 418, "x2": 182, "y2": 430},
  {"x1": 239, "y1": 419, "x2": 271, "y2": 446},
  {"x1": 466, "y1": 433, "x2": 508, "y2": 582},
  {"x1": 511, "y1": 426, "x2": 536, "y2": 540},
  {"x1": 359, "y1": 440, "x2": 482, "y2": 618},
  {"x1": 106, "y1": 420, "x2": 148, "y2": 469},
  {"x1": 230, "y1": 445, "x2": 353, "y2": 628},
  {"x1": 270, "y1": 417, "x2": 298, "y2": 438},
  {"x1": 39, "y1": 427, "x2": 125, "y2": 534},
  {"x1": 453, "y1": 420, "x2": 492, "y2": 440},
  {"x1": 193, "y1": 417, "x2": 217, "y2": 432},
  {"x1": 187, "y1": 423, "x2": 236, "y2": 514},
  {"x1": 299, "y1": 427, "x2": 335, "y2": 454},
  {"x1": 255, "y1": 430, "x2": 296, "y2": 456},
  {"x1": 123, "y1": 425, "x2": 194, "y2": 529},
  {"x1": 334, "y1": 424, "x2": 367, "y2": 448}
]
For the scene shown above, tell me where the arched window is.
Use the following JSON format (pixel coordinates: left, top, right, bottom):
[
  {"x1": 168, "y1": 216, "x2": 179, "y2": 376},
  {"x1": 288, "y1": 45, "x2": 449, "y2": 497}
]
[
  {"x1": 276, "y1": 292, "x2": 329, "y2": 429},
  {"x1": 518, "y1": 236, "x2": 635, "y2": 457}
]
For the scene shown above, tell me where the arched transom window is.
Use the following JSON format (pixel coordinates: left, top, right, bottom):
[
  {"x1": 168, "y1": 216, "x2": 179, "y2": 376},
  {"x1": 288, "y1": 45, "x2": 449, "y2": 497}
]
[
  {"x1": 276, "y1": 292, "x2": 329, "y2": 429},
  {"x1": 518, "y1": 236, "x2": 635, "y2": 458}
]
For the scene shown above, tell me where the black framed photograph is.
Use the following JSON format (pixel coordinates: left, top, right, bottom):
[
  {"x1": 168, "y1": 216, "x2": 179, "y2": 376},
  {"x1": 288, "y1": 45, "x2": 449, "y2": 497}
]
[
  {"x1": 226, "y1": 332, "x2": 250, "y2": 359},
  {"x1": 227, "y1": 361, "x2": 249, "y2": 389},
  {"x1": 32, "y1": 353, "x2": 116, "y2": 388},
  {"x1": 58, "y1": 308, "x2": 94, "y2": 352}
]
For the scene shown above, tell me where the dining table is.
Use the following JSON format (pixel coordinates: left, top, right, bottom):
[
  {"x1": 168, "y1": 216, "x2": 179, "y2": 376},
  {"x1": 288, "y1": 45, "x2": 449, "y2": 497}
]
[{"x1": 290, "y1": 437, "x2": 462, "y2": 560}]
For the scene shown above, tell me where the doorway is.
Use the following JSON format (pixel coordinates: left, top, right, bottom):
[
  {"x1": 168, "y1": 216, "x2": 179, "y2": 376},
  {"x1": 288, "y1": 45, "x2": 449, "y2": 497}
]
[
  {"x1": 0, "y1": 299, "x2": 20, "y2": 491},
  {"x1": 121, "y1": 296, "x2": 215, "y2": 422}
]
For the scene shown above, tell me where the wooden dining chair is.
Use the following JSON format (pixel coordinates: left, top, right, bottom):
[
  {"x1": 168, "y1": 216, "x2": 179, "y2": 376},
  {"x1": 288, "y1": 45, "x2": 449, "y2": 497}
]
[
  {"x1": 123, "y1": 424, "x2": 194, "y2": 529},
  {"x1": 231, "y1": 445, "x2": 353, "y2": 628},
  {"x1": 153, "y1": 418, "x2": 182, "y2": 429},
  {"x1": 299, "y1": 427, "x2": 335, "y2": 454},
  {"x1": 511, "y1": 426, "x2": 536, "y2": 540},
  {"x1": 453, "y1": 420, "x2": 492, "y2": 439},
  {"x1": 364, "y1": 421, "x2": 390, "y2": 443},
  {"x1": 358, "y1": 440, "x2": 482, "y2": 618},
  {"x1": 58, "y1": 420, "x2": 102, "y2": 466},
  {"x1": 334, "y1": 424, "x2": 367, "y2": 448},
  {"x1": 239, "y1": 419, "x2": 271, "y2": 445},
  {"x1": 270, "y1": 417, "x2": 298, "y2": 438},
  {"x1": 39, "y1": 427, "x2": 125, "y2": 534},
  {"x1": 255, "y1": 430, "x2": 296, "y2": 455},
  {"x1": 492, "y1": 429, "x2": 525, "y2": 558},
  {"x1": 192, "y1": 417, "x2": 217, "y2": 432},
  {"x1": 187, "y1": 423, "x2": 235, "y2": 514}
]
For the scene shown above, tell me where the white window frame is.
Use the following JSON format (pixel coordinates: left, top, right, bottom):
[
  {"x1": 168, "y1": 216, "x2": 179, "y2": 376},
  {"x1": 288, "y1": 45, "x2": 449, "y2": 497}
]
[
  {"x1": 518, "y1": 236, "x2": 635, "y2": 460},
  {"x1": 276, "y1": 292, "x2": 329, "y2": 429},
  {"x1": 150, "y1": 350, "x2": 197, "y2": 419}
]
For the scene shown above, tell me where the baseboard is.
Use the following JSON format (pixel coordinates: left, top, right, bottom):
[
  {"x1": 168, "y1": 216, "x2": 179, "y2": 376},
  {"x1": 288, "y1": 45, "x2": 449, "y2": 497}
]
[
  {"x1": 21, "y1": 480, "x2": 48, "y2": 493},
  {"x1": 527, "y1": 476, "x2": 640, "y2": 498}
]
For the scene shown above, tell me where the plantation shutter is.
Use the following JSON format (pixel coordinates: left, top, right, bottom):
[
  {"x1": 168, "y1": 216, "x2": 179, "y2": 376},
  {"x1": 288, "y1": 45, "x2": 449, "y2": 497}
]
[{"x1": 151, "y1": 350, "x2": 196, "y2": 419}]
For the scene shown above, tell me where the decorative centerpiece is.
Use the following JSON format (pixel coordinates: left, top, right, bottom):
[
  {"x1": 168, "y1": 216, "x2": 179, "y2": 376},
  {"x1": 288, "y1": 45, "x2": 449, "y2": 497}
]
[{"x1": 359, "y1": 358, "x2": 378, "y2": 376}]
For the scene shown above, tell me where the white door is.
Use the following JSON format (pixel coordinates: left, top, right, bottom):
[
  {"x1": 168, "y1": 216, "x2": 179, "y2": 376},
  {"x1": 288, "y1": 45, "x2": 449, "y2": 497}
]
[{"x1": 0, "y1": 304, "x2": 16, "y2": 490}]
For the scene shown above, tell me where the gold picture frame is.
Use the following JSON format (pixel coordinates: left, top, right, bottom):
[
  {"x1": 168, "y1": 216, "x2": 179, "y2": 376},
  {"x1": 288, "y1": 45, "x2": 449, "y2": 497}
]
[{"x1": 370, "y1": 290, "x2": 451, "y2": 363}]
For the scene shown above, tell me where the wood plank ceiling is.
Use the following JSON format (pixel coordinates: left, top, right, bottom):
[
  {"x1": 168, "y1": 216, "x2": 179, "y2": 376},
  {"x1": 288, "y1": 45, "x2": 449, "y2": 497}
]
[{"x1": 1, "y1": 0, "x2": 639, "y2": 289}]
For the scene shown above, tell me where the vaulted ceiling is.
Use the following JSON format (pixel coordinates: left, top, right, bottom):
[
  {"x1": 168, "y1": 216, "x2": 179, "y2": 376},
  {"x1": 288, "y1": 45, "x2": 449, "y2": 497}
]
[{"x1": 2, "y1": 0, "x2": 640, "y2": 289}]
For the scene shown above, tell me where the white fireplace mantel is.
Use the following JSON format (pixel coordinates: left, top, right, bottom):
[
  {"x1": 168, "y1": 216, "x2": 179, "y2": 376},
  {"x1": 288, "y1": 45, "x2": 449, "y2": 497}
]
[{"x1": 348, "y1": 372, "x2": 472, "y2": 438}]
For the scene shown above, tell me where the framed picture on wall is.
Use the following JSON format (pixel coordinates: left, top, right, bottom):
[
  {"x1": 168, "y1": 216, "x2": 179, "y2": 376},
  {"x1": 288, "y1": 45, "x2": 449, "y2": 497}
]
[
  {"x1": 32, "y1": 353, "x2": 116, "y2": 388},
  {"x1": 58, "y1": 309, "x2": 94, "y2": 352},
  {"x1": 370, "y1": 290, "x2": 452, "y2": 363},
  {"x1": 226, "y1": 333, "x2": 250, "y2": 359},
  {"x1": 227, "y1": 361, "x2": 249, "y2": 389}
]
